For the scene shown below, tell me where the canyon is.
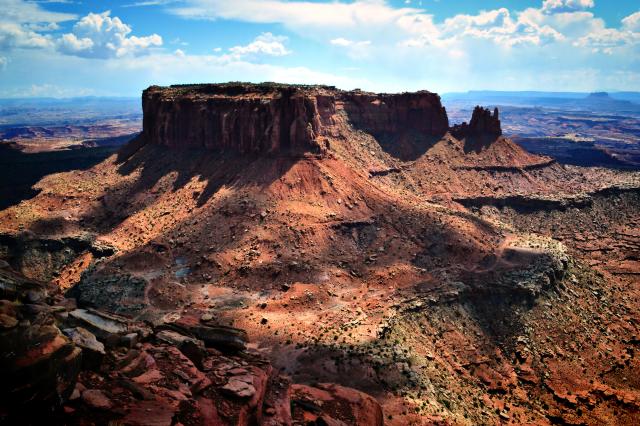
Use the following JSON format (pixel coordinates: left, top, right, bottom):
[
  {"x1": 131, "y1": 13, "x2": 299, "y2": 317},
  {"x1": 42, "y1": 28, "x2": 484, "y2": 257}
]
[{"x1": 1, "y1": 83, "x2": 639, "y2": 425}]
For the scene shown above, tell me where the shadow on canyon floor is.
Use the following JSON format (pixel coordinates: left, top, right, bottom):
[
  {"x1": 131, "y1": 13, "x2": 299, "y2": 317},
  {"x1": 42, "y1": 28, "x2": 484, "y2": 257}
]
[
  {"x1": 369, "y1": 132, "x2": 443, "y2": 162},
  {"x1": 0, "y1": 144, "x2": 120, "y2": 210}
]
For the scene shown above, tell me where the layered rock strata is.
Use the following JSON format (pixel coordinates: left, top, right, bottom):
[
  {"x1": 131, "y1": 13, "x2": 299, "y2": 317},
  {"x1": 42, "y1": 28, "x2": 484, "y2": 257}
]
[{"x1": 141, "y1": 83, "x2": 449, "y2": 154}]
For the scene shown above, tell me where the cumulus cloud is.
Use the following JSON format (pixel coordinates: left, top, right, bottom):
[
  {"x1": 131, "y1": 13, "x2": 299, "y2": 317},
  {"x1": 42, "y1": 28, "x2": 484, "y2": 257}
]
[
  {"x1": 156, "y1": 0, "x2": 640, "y2": 92},
  {"x1": 57, "y1": 33, "x2": 93, "y2": 52},
  {"x1": 541, "y1": 0, "x2": 594, "y2": 14},
  {"x1": 228, "y1": 33, "x2": 291, "y2": 58},
  {"x1": 0, "y1": 0, "x2": 72, "y2": 52},
  {"x1": 1, "y1": 0, "x2": 639, "y2": 96},
  {"x1": 0, "y1": 22, "x2": 54, "y2": 50},
  {"x1": 622, "y1": 11, "x2": 640, "y2": 32},
  {"x1": 0, "y1": 56, "x2": 7, "y2": 70},
  {"x1": 440, "y1": 8, "x2": 563, "y2": 47},
  {"x1": 57, "y1": 11, "x2": 162, "y2": 58},
  {"x1": 574, "y1": 28, "x2": 640, "y2": 54},
  {"x1": 170, "y1": 0, "x2": 604, "y2": 50}
]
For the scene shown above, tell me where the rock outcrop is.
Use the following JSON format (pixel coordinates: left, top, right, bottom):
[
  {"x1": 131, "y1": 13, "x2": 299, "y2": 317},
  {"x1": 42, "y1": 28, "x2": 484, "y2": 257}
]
[
  {"x1": 451, "y1": 106, "x2": 502, "y2": 139},
  {"x1": 141, "y1": 83, "x2": 449, "y2": 155},
  {"x1": 0, "y1": 269, "x2": 82, "y2": 422},
  {"x1": 0, "y1": 265, "x2": 384, "y2": 425},
  {"x1": 470, "y1": 106, "x2": 502, "y2": 136}
]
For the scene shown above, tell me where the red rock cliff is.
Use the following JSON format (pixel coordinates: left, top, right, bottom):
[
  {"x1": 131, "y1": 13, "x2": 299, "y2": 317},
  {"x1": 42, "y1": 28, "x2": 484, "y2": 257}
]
[
  {"x1": 141, "y1": 83, "x2": 449, "y2": 154},
  {"x1": 342, "y1": 91, "x2": 449, "y2": 136},
  {"x1": 142, "y1": 84, "x2": 328, "y2": 154}
]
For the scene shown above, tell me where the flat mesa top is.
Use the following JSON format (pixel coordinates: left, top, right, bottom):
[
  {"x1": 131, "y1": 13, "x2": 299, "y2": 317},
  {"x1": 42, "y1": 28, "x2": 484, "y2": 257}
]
[
  {"x1": 143, "y1": 82, "x2": 439, "y2": 100},
  {"x1": 144, "y1": 82, "x2": 342, "y2": 100}
]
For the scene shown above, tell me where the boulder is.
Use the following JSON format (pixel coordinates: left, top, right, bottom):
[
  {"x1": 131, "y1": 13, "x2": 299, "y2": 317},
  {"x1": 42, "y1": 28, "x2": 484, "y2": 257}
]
[
  {"x1": 222, "y1": 375, "x2": 257, "y2": 398},
  {"x1": 187, "y1": 324, "x2": 248, "y2": 353},
  {"x1": 202, "y1": 363, "x2": 270, "y2": 425},
  {"x1": 155, "y1": 329, "x2": 206, "y2": 369},
  {"x1": 291, "y1": 383, "x2": 384, "y2": 426},
  {"x1": 63, "y1": 327, "x2": 105, "y2": 369},
  {"x1": 0, "y1": 314, "x2": 82, "y2": 421},
  {"x1": 67, "y1": 309, "x2": 129, "y2": 346}
]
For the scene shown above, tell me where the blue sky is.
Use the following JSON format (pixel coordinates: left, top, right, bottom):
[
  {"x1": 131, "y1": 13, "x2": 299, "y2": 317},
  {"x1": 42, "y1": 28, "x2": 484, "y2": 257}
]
[{"x1": 0, "y1": 0, "x2": 638, "y2": 97}]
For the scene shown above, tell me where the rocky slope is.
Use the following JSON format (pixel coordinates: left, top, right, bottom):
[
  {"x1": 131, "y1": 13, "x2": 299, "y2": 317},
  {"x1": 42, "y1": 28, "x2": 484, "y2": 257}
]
[
  {"x1": 0, "y1": 265, "x2": 382, "y2": 425},
  {"x1": 0, "y1": 83, "x2": 639, "y2": 425}
]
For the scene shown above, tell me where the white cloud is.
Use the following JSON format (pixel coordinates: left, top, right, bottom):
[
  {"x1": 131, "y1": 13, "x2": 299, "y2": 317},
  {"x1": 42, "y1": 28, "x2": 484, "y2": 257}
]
[
  {"x1": 170, "y1": 37, "x2": 189, "y2": 46},
  {"x1": 159, "y1": 0, "x2": 639, "y2": 92},
  {"x1": 25, "y1": 22, "x2": 60, "y2": 32},
  {"x1": 0, "y1": 56, "x2": 7, "y2": 70},
  {"x1": 1, "y1": 0, "x2": 639, "y2": 96},
  {"x1": 123, "y1": 0, "x2": 179, "y2": 7},
  {"x1": 228, "y1": 32, "x2": 291, "y2": 58},
  {"x1": 57, "y1": 33, "x2": 93, "y2": 52},
  {"x1": 56, "y1": 11, "x2": 162, "y2": 58},
  {"x1": 622, "y1": 11, "x2": 640, "y2": 32},
  {"x1": 121, "y1": 52, "x2": 366, "y2": 86},
  {"x1": 518, "y1": 8, "x2": 594, "y2": 38},
  {"x1": 329, "y1": 37, "x2": 372, "y2": 59},
  {"x1": 574, "y1": 28, "x2": 640, "y2": 54},
  {"x1": 440, "y1": 8, "x2": 563, "y2": 47},
  {"x1": 0, "y1": 83, "x2": 95, "y2": 98},
  {"x1": 171, "y1": 0, "x2": 425, "y2": 41},
  {"x1": 0, "y1": 0, "x2": 76, "y2": 25},
  {"x1": 0, "y1": 0, "x2": 71, "y2": 51},
  {"x1": 169, "y1": 0, "x2": 609, "y2": 51},
  {"x1": 330, "y1": 38, "x2": 353, "y2": 47},
  {"x1": 330, "y1": 38, "x2": 371, "y2": 48},
  {"x1": 541, "y1": 0, "x2": 594, "y2": 14},
  {"x1": 0, "y1": 22, "x2": 54, "y2": 50}
]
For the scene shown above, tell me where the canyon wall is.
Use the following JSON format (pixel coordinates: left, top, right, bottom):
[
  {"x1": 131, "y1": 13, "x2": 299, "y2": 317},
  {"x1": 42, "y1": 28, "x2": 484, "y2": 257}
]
[
  {"x1": 141, "y1": 84, "x2": 449, "y2": 154},
  {"x1": 142, "y1": 84, "x2": 327, "y2": 154},
  {"x1": 342, "y1": 91, "x2": 449, "y2": 136}
]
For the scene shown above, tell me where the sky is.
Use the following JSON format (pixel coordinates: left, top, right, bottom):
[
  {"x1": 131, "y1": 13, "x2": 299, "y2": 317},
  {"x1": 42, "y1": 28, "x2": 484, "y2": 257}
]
[{"x1": 0, "y1": 0, "x2": 638, "y2": 97}]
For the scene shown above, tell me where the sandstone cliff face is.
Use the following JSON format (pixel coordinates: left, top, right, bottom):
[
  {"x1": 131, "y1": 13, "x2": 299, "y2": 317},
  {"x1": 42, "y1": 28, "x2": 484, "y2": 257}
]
[
  {"x1": 142, "y1": 84, "x2": 328, "y2": 154},
  {"x1": 141, "y1": 84, "x2": 449, "y2": 154},
  {"x1": 342, "y1": 91, "x2": 449, "y2": 136}
]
